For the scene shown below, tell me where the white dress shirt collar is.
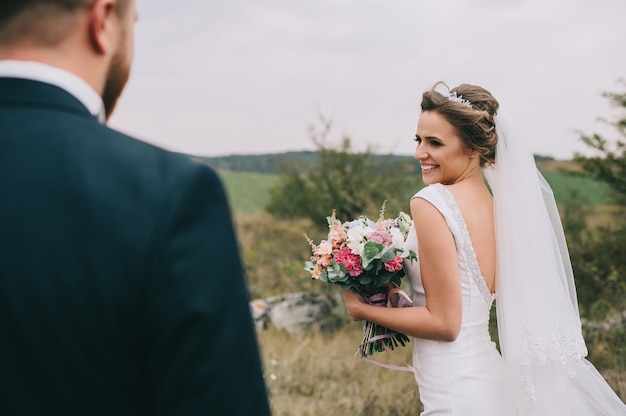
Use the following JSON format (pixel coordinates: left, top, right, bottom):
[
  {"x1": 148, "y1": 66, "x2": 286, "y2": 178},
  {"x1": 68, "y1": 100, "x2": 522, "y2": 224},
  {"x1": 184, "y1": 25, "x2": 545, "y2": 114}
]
[{"x1": 0, "y1": 60, "x2": 106, "y2": 123}]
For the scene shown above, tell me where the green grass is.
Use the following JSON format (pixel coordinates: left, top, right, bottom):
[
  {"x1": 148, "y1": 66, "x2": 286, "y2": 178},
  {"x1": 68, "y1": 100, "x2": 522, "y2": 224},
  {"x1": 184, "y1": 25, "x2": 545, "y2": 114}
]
[
  {"x1": 217, "y1": 170, "x2": 279, "y2": 213},
  {"x1": 541, "y1": 170, "x2": 611, "y2": 206}
]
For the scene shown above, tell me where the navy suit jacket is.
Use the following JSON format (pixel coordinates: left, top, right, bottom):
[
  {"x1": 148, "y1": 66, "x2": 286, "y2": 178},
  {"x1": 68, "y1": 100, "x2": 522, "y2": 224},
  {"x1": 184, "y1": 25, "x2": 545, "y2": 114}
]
[{"x1": 0, "y1": 78, "x2": 271, "y2": 415}]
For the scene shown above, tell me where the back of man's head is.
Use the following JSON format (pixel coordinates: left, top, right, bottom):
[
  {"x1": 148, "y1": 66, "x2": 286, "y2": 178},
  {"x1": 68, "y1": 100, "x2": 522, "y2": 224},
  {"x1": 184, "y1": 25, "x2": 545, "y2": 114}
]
[{"x1": 0, "y1": 0, "x2": 129, "y2": 47}]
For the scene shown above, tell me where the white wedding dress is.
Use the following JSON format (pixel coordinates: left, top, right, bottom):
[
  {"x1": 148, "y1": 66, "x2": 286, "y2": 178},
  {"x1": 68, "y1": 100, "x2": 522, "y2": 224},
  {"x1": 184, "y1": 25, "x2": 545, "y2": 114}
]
[
  {"x1": 403, "y1": 183, "x2": 516, "y2": 415},
  {"x1": 403, "y1": 181, "x2": 626, "y2": 415}
]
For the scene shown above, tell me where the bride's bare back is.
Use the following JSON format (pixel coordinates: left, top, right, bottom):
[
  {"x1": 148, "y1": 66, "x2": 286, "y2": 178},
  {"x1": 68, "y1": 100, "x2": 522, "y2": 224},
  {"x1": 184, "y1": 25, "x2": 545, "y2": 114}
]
[{"x1": 445, "y1": 182, "x2": 496, "y2": 293}]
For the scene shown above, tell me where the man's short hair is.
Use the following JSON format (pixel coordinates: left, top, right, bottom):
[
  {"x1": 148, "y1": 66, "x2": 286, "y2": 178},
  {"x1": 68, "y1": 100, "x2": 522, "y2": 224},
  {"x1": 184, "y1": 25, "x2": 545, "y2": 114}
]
[
  {"x1": 0, "y1": 0, "x2": 130, "y2": 46},
  {"x1": 1, "y1": 0, "x2": 92, "y2": 16}
]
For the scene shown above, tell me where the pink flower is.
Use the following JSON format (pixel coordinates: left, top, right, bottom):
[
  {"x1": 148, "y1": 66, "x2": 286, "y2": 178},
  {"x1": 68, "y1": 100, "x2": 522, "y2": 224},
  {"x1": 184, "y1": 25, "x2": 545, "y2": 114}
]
[
  {"x1": 377, "y1": 219, "x2": 395, "y2": 230},
  {"x1": 328, "y1": 228, "x2": 347, "y2": 249},
  {"x1": 384, "y1": 255, "x2": 403, "y2": 272},
  {"x1": 369, "y1": 230, "x2": 392, "y2": 245},
  {"x1": 315, "y1": 240, "x2": 333, "y2": 256},
  {"x1": 334, "y1": 246, "x2": 363, "y2": 277}
]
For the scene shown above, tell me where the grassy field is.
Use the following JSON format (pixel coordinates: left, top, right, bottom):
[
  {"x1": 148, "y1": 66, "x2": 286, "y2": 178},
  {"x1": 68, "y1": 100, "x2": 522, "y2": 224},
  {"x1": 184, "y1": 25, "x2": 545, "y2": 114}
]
[
  {"x1": 258, "y1": 325, "x2": 422, "y2": 415},
  {"x1": 216, "y1": 163, "x2": 625, "y2": 414},
  {"x1": 536, "y1": 160, "x2": 611, "y2": 206},
  {"x1": 218, "y1": 170, "x2": 280, "y2": 213},
  {"x1": 258, "y1": 326, "x2": 626, "y2": 415},
  {"x1": 218, "y1": 160, "x2": 612, "y2": 214}
]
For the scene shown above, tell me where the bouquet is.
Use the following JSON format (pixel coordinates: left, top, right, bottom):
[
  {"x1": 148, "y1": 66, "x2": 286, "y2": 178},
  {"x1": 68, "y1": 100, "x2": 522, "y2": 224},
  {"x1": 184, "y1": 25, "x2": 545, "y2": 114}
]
[{"x1": 304, "y1": 205, "x2": 417, "y2": 356}]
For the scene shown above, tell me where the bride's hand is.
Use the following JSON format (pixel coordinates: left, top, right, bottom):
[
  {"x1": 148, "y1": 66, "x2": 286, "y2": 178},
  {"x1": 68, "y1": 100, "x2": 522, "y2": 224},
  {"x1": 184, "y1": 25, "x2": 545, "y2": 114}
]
[{"x1": 342, "y1": 289, "x2": 366, "y2": 321}]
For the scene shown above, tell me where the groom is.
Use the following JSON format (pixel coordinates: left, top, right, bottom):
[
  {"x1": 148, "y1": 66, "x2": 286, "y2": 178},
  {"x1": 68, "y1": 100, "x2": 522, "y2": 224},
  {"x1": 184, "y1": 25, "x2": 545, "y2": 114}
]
[{"x1": 0, "y1": 0, "x2": 271, "y2": 415}]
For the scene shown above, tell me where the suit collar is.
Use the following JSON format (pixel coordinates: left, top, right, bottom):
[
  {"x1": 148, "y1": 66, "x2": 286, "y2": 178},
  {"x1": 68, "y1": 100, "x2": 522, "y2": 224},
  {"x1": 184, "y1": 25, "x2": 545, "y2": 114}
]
[
  {"x1": 0, "y1": 60, "x2": 105, "y2": 123},
  {"x1": 0, "y1": 77, "x2": 101, "y2": 122}
]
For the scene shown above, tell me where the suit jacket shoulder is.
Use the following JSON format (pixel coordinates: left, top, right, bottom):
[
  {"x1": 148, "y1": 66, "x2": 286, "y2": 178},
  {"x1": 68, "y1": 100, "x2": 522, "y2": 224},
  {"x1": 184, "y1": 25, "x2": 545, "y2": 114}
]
[{"x1": 0, "y1": 78, "x2": 271, "y2": 415}]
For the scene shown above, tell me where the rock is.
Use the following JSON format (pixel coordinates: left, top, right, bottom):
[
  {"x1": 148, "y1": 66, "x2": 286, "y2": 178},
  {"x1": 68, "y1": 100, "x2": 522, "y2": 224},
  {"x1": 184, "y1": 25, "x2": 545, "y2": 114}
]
[
  {"x1": 250, "y1": 291, "x2": 342, "y2": 335},
  {"x1": 581, "y1": 310, "x2": 626, "y2": 338}
]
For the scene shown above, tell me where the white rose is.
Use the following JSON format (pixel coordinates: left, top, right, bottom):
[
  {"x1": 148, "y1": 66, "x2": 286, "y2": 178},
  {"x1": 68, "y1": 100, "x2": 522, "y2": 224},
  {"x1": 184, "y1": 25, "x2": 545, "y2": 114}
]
[
  {"x1": 390, "y1": 227, "x2": 405, "y2": 248},
  {"x1": 346, "y1": 224, "x2": 366, "y2": 255}
]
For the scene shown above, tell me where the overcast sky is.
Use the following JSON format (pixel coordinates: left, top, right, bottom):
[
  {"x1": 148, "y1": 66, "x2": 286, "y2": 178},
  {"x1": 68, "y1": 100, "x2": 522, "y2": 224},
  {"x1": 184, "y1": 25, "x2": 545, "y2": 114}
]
[{"x1": 109, "y1": 0, "x2": 626, "y2": 160}]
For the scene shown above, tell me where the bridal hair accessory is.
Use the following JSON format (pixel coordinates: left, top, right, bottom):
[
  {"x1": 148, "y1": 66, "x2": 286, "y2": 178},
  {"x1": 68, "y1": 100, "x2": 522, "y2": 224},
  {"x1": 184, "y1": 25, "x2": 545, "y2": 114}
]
[{"x1": 446, "y1": 91, "x2": 473, "y2": 108}]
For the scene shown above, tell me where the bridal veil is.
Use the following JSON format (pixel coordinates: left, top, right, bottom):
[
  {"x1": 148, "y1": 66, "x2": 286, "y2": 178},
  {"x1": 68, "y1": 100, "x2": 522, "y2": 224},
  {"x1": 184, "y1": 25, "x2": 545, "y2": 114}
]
[{"x1": 483, "y1": 114, "x2": 626, "y2": 415}]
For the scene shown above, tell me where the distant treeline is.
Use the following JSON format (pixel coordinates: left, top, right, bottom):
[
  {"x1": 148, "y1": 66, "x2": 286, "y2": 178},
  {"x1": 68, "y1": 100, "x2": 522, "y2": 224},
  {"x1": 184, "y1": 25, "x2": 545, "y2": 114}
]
[
  {"x1": 195, "y1": 151, "x2": 556, "y2": 174},
  {"x1": 196, "y1": 151, "x2": 319, "y2": 174}
]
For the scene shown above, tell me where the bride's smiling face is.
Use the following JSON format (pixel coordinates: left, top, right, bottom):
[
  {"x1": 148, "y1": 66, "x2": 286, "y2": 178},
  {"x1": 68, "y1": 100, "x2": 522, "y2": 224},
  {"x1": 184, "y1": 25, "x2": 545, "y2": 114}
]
[{"x1": 414, "y1": 111, "x2": 476, "y2": 185}]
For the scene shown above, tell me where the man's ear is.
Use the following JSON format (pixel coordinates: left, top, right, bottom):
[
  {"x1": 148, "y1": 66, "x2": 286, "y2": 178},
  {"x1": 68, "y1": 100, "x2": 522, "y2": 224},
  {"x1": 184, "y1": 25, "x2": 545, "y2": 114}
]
[{"x1": 88, "y1": 0, "x2": 118, "y2": 54}]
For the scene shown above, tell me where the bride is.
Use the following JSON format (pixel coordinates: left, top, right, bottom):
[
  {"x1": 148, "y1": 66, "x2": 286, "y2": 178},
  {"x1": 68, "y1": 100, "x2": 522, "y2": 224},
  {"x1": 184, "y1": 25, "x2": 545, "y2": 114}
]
[{"x1": 342, "y1": 82, "x2": 626, "y2": 415}]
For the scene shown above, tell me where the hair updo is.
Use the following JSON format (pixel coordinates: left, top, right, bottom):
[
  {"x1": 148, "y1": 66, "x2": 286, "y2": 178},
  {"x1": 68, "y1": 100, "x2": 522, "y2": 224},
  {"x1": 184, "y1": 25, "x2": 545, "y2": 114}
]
[{"x1": 420, "y1": 82, "x2": 499, "y2": 167}]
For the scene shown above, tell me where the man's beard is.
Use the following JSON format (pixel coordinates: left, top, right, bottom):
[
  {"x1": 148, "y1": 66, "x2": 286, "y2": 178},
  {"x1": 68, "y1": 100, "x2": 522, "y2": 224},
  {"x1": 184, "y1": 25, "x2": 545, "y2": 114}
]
[{"x1": 102, "y1": 50, "x2": 130, "y2": 121}]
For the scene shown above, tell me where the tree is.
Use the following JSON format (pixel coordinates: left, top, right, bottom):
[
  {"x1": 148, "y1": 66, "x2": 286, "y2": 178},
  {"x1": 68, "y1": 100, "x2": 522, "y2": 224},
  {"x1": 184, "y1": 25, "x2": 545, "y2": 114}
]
[
  {"x1": 566, "y1": 80, "x2": 626, "y2": 318},
  {"x1": 265, "y1": 116, "x2": 418, "y2": 227},
  {"x1": 574, "y1": 81, "x2": 626, "y2": 207},
  {"x1": 557, "y1": 81, "x2": 626, "y2": 368}
]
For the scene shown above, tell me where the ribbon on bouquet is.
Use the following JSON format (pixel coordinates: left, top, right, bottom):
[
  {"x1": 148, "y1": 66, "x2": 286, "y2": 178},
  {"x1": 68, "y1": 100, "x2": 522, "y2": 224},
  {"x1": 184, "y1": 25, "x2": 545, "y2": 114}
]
[
  {"x1": 358, "y1": 288, "x2": 417, "y2": 373},
  {"x1": 386, "y1": 286, "x2": 413, "y2": 308}
]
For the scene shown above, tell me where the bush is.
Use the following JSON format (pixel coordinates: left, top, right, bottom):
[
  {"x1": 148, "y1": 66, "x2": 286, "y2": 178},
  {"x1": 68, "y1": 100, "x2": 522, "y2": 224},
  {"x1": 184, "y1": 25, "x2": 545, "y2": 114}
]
[{"x1": 266, "y1": 117, "x2": 418, "y2": 227}]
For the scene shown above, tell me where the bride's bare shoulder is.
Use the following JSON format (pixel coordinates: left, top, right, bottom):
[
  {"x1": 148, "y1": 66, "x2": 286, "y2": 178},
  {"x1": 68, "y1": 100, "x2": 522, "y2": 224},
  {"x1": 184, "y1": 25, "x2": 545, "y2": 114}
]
[{"x1": 443, "y1": 181, "x2": 492, "y2": 205}]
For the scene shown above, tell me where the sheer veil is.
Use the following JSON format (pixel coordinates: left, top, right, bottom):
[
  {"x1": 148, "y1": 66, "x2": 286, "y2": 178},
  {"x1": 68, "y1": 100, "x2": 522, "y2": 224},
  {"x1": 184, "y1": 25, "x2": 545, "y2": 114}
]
[{"x1": 483, "y1": 114, "x2": 626, "y2": 415}]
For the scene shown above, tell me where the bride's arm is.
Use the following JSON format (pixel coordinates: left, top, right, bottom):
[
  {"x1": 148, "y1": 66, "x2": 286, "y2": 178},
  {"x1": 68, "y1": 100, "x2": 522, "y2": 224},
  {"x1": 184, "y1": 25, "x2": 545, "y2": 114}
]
[{"x1": 342, "y1": 196, "x2": 462, "y2": 342}]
